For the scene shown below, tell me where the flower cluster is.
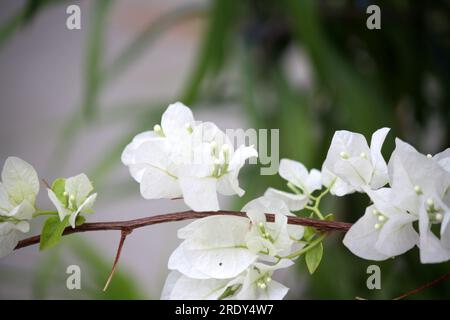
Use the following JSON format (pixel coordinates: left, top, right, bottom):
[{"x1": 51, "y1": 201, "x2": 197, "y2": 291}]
[
  {"x1": 162, "y1": 196, "x2": 305, "y2": 300},
  {"x1": 122, "y1": 102, "x2": 258, "y2": 211},
  {"x1": 342, "y1": 137, "x2": 450, "y2": 263},
  {"x1": 0, "y1": 157, "x2": 96, "y2": 257},
  {"x1": 0, "y1": 157, "x2": 39, "y2": 257},
  {"x1": 3, "y1": 101, "x2": 449, "y2": 301}
]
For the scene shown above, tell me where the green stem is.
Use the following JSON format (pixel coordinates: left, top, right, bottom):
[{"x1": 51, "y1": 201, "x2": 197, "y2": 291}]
[
  {"x1": 283, "y1": 233, "x2": 327, "y2": 260},
  {"x1": 33, "y1": 210, "x2": 58, "y2": 218},
  {"x1": 305, "y1": 205, "x2": 324, "y2": 220}
]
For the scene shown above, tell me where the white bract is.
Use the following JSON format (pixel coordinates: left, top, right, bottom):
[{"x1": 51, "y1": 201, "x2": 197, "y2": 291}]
[
  {"x1": 387, "y1": 139, "x2": 450, "y2": 263},
  {"x1": 322, "y1": 128, "x2": 390, "y2": 196},
  {"x1": 47, "y1": 173, "x2": 97, "y2": 228},
  {"x1": 343, "y1": 137, "x2": 450, "y2": 264},
  {"x1": 122, "y1": 102, "x2": 257, "y2": 212},
  {"x1": 234, "y1": 260, "x2": 293, "y2": 300},
  {"x1": 163, "y1": 196, "x2": 301, "y2": 300},
  {"x1": 0, "y1": 157, "x2": 39, "y2": 258},
  {"x1": 243, "y1": 196, "x2": 304, "y2": 255},
  {"x1": 264, "y1": 159, "x2": 320, "y2": 211}
]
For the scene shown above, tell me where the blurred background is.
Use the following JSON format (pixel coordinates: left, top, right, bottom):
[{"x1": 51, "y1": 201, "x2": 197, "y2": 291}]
[{"x1": 0, "y1": 0, "x2": 449, "y2": 299}]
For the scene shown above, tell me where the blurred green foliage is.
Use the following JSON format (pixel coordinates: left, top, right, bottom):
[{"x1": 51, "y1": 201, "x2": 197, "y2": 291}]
[{"x1": 0, "y1": 0, "x2": 449, "y2": 299}]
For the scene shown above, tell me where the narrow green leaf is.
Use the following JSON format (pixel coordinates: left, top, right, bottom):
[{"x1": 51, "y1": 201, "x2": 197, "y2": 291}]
[
  {"x1": 39, "y1": 216, "x2": 69, "y2": 251},
  {"x1": 305, "y1": 242, "x2": 323, "y2": 274}
]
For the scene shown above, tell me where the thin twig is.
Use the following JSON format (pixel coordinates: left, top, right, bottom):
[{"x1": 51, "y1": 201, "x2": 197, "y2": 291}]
[
  {"x1": 14, "y1": 210, "x2": 352, "y2": 250},
  {"x1": 393, "y1": 271, "x2": 450, "y2": 300},
  {"x1": 103, "y1": 228, "x2": 132, "y2": 291}
]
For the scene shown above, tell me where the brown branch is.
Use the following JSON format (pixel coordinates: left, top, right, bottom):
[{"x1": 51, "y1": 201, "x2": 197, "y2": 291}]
[
  {"x1": 393, "y1": 271, "x2": 450, "y2": 300},
  {"x1": 15, "y1": 210, "x2": 352, "y2": 250}
]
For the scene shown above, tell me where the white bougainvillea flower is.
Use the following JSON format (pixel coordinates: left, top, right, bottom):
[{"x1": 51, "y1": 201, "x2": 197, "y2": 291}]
[
  {"x1": 322, "y1": 128, "x2": 390, "y2": 196},
  {"x1": 264, "y1": 159, "x2": 320, "y2": 211},
  {"x1": 280, "y1": 159, "x2": 322, "y2": 195},
  {"x1": 168, "y1": 215, "x2": 258, "y2": 279},
  {"x1": 234, "y1": 259, "x2": 293, "y2": 300},
  {"x1": 242, "y1": 196, "x2": 304, "y2": 256},
  {"x1": 178, "y1": 122, "x2": 258, "y2": 211},
  {"x1": 161, "y1": 271, "x2": 232, "y2": 300},
  {"x1": 121, "y1": 102, "x2": 195, "y2": 199},
  {"x1": 0, "y1": 157, "x2": 38, "y2": 258},
  {"x1": 388, "y1": 139, "x2": 450, "y2": 263},
  {"x1": 122, "y1": 102, "x2": 257, "y2": 211},
  {"x1": 47, "y1": 173, "x2": 97, "y2": 228},
  {"x1": 343, "y1": 188, "x2": 419, "y2": 261}
]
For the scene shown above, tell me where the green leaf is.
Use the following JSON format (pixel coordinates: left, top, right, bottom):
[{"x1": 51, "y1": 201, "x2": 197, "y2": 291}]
[
  {"x1": 303, "y1": 226, "x2": 316, "y2": 242},
  {"x1": 324, "y1": 213, "x2": 335, "y2": 221},
  {"x1": 75, "y1": 215, "x2": 86, "y2": 226},
  {"x1": 305, "y1": 242, "x2": 323, "y2": 274},
  {"x1": 51, "y1": 178, "x2": 66, "y2": 206},
  {"x1": 39, "y1": 216, "x2": 69, "y2": 251}
]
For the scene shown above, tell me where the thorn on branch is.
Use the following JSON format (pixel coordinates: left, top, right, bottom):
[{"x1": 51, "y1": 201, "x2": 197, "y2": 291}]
[
  {"x1": 103, "y1": 228, "x2": 132, "y2": 292},
  {"x1": 42, "y1": 179, "x2": 50, "y2": 189}
]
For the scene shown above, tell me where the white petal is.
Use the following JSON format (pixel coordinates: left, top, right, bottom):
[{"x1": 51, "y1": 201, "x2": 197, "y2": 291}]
[
  {"x1": 236, "y1": 260, "x2": 293, "y2": 300},
  {"x1": 306, "y1": 169, "x2": 322, "y2": 193},
  {"x1": 279, "y1": 159, "x2": 308, "y2": 189},
  {"x1": 140, "y1": 166, "x2": 181, "y2": 200},
  {"x1": 0, "y1": 183, "x2": 12, "y2": 214},
  {"x1": 65, "y1": 173, "x2": 94, "y2": 207},
  {"x1": 333, "y1": 156, "x2": 372, "y2": 190},
  {"x1": 168, "y1": 242, "x2": 211, "y2": 279},
  {"x1": 418, "y1": 202, "x2": 450, "y2": 263},
  {"x1": 2, "y1": 157, "x2": 39, "y2": 205},
  {"x1": 0, "y1": 222, "x2": 19, "y2": 258},
  {"x1": 121, "y1": 131, "x2": 158, "y2": 166},
  {"x1": 343, "y1": 206, "x2": 389, "y2": 261},
  {"x1": 321, "y1": 167, "x2": 355, "y2": 196},
  {"x1": 181, "y1": 215, "x2": 257, "y2": 279},
  {"x1": 369, "y1": 128, "x2": 390, "y2": 189},
  {"x1": 160, "y1": 270, "x2": 183, "y2": 300},
  {"x1": 47, "y1": 189, "x2": 71, "y2": 221},
  {"x1": 7, "y1": 200, "x2": 35, "y2": 220},
  {"x1": 242, "y1": 196, "x2": 291, "y2": 216},
  {"x1": 434, "y1": 148, "x2": 450, "y2": 172},
  {"x1": 161, "y1": 102, "x2": 195, "y2": 138},
  {"x1": 217, "y1": 174, "x2": 244, "y2": 197},
  {"x1": 162, "y1": 271, "x2": 230, "y2": 300},
  {"x1": 389, "y1": 138, "x2": 450, "y2": 197},
  {"x1": 264, "y1": 188, "x2": 308, "y2": 211},
  {"x1": 69, "y1": 193, "x2": 97, "y2": 228},
  {"x1": 179, "y1": 176, "x2": 219, "y2": 211},
  {"x1": 229, "y1": 145, "x2": 258, "y2": 173},
  {"x1": 376, "y1": 213, "x2": 418, "y2": 257}
]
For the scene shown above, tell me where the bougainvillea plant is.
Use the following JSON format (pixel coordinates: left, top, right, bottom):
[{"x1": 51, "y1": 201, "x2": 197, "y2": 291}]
[{"x1": 2, "y1": 102, "x2": 450, "y2": 299}]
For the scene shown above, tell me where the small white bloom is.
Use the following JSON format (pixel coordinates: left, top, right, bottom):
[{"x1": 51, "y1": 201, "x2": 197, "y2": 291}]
[
  {"x1": 0, "y1": 157, "x2": 38, "y2": 258},
  {"x1": 234, "y1": 259, "x2": 293, "y2": 300},
  {"x1": 279, "y1": 159, "x2": 322, "y2": 195},
  {"x1": 122, "y1": 103, "x2": 257, "y2": 212},
  {"x1": 388, "y1": 139, "x2": 450, "y2": 263},
  {"x1": 263, "y1": 159, "x2": 319, "y2": 211},
  {"x1": 242, "y1": 196, "x2": 304, "y2": 256},
  {"x1": 343, "y1": 188, "x2": 418, "y2": 261},
  {"x1": 47, "y1": 173, "x2": 97, "y2": 228},
  {"x1": 322, "y1": 128, "x2": 390, "y2": 196}
]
